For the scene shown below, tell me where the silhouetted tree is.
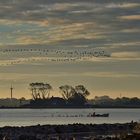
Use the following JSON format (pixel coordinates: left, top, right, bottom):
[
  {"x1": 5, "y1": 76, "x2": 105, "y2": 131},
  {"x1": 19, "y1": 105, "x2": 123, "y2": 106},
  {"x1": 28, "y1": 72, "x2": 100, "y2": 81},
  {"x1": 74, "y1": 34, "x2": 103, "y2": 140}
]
[
  {"x1": 75, "y1": 85, "x2": 90, "y2": 97},
  {"x1": 59, "y1": 85, "x2": 90, "y2": 106},
  {"x1": 59, "y1": 85, "x2": 75, "y2": 100},
  {"x1": 29, "y1": 82, "x2": 52, "y2": 100},
  {"x1": 68, "y1": 92, "x2": 87, "y2": 106}
]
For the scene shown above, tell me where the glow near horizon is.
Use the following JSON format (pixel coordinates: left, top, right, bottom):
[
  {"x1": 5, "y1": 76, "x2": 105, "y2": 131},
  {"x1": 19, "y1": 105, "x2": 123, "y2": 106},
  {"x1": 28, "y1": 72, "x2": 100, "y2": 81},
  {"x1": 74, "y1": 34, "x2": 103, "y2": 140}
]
[{"x1": 0, "y1": 0, "x2": 140, "y2": 98}]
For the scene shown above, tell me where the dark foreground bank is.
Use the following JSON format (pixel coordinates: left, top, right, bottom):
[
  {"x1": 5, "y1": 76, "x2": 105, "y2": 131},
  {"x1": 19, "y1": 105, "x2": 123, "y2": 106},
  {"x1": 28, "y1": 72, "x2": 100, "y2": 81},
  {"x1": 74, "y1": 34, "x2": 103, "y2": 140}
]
[{"x1": 0, "y1": 122, "x2": 140, "y2": 140}]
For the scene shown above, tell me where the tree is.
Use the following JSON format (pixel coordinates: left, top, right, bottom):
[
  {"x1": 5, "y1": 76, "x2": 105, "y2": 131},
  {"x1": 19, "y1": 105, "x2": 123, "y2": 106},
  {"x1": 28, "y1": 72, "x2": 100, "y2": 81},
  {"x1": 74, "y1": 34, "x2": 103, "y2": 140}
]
[
  {"x1": 75, "y1": 85, "x2": 90, "y2": 97},
  {"x1": 68, "y1": 92, "x2": 87, "y2": 105},
  {"x1": 59, "y1": 85, "x2": 75, "y2": 100},
  {"x1": 59, "y1": 84, "x2": 90, "y2": 106},
  {"x1": 29, "y1": 82, "x2": 52, "y2": 100}
]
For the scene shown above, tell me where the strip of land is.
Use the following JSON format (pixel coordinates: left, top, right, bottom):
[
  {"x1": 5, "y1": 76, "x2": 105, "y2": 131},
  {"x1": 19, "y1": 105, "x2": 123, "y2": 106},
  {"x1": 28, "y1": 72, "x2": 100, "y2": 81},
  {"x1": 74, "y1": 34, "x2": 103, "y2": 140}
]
[{"x1": 0, "y1": 122, "x2": 140, "y2": 140}]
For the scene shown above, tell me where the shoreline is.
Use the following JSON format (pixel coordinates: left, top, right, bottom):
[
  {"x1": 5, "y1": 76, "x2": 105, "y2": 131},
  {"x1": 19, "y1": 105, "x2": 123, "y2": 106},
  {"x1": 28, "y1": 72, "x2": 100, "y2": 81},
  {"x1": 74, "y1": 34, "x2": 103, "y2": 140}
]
[
  {"x1": 1, "y1": 106, "x2": 140, "y2": 109},
  {"x1": 0, "y1": 122, "x2": 139, "y2": 140}
]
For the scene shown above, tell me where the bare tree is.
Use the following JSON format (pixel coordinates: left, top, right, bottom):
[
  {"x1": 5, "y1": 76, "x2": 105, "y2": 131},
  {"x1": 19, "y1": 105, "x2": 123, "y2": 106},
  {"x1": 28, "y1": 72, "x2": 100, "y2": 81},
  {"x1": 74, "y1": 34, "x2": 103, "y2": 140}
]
[
  {"x1": 30, "y1": 83, "x2": 38, "y2": 100},
  {"x1": 59, "y1": 85, "x2": 75, "y2": 100},
  {"x1": 29, "y1": 82, "x2": 52, "y2": 100},
  {"x1": 39, "y1": 83, "x2": 52, "y2": 99}
]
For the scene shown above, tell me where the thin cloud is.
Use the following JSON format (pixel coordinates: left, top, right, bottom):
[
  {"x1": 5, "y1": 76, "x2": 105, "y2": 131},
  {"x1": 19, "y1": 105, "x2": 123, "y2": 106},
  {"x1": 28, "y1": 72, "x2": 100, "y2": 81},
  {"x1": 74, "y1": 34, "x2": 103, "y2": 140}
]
[
  {"x1": 112, "y1": 52, "x2": 140, "y2": 58},
  {"x1": 119, "y1": 15, "x2": 140, "y2": 20},
  {"x1": 106, "y1": 3, "x2": 140, "y2": 9}
]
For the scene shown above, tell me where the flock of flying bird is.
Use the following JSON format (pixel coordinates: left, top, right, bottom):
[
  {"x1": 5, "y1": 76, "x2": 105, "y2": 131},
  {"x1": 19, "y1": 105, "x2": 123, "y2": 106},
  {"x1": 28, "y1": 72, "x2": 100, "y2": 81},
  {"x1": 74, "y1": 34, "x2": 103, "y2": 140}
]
[{"x1": 0, "y1": 48, "x2": 111, "y2": 66}]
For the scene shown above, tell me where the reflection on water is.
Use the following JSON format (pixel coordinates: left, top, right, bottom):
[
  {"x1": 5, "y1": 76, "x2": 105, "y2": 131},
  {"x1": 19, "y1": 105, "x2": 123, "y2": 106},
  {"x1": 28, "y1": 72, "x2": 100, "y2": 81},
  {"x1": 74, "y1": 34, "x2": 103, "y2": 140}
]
[{"x1": 0, "y1": 109, "x2": 139, "y2": 126}]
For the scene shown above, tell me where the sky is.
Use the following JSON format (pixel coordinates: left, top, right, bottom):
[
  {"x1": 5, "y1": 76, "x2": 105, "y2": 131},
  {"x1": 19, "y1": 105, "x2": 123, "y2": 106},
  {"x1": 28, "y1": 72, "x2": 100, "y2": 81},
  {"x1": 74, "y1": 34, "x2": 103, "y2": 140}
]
[{"x1": 0, "y1": 0, "x2": 140, "y2": 99}]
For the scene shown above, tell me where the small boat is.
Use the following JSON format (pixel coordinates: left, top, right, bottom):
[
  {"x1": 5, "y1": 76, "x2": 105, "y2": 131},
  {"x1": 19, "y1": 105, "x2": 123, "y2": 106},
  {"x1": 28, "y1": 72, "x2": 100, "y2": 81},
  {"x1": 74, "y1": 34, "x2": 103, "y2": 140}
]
[{"x1": 88, "y1": 112, "x2": 109, "y2": 117}]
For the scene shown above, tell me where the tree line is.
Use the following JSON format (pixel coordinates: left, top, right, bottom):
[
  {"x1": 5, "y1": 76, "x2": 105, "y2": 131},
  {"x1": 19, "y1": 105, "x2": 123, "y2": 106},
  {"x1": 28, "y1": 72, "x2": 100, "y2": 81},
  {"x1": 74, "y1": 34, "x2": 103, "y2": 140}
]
[
  {"x1": 90, "y1": 96, "x2": 140, "y2": 108},
  {"x1": 29, "y1": 82, "x2": 90, "y2": 107}
]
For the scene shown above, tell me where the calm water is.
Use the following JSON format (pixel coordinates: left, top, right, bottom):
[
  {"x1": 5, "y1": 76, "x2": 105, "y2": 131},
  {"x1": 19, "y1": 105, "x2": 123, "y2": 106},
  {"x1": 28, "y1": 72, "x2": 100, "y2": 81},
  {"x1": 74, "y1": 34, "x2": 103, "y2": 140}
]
[{"x1": 0, "y1": 109, "x2": 140, "y2": 127}]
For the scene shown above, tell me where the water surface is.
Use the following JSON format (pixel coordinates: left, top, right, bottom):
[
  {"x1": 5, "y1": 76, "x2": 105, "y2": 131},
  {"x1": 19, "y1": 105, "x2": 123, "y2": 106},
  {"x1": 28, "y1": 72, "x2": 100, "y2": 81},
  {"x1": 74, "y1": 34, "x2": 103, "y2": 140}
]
[{"x1": 0, "y1": 109, "x2": 139, "y2": 127}]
